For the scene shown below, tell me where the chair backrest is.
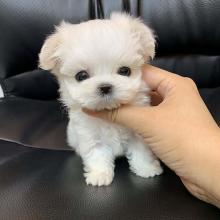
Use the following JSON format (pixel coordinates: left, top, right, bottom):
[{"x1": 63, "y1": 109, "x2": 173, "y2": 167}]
[{"x1": 0, "y1": 0, "x2": 219, "y2": 100}]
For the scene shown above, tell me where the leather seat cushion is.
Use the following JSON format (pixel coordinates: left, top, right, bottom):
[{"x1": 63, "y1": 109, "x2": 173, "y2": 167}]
[{"x1": 0, "y1": 139, "x2": 219, "y2": 219}]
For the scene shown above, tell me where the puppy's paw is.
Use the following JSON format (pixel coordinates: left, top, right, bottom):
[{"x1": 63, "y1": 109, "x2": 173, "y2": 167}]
[
  {"x1": 84, "y1": 170, "x2": 114, "y2": 186},
  {"x1": 130, "y1": 160, "x2": 163, "y2": 178}
]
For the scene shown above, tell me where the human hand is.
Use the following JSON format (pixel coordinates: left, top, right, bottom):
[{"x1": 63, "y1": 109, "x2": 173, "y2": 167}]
[{"x1": 83, "y1": 65, "x2": 220, "y2": 207}]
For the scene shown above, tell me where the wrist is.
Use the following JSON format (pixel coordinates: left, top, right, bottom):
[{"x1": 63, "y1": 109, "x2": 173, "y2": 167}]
[
  {"x1": 182, "y1": 128, "x2": 220, "y2": 207},
  {"x1": 205, "y1": 129, "x2": 220, "y2": 206},
  {"x1": 181, "y1": 178, "x2": 220, "y2": 208}
]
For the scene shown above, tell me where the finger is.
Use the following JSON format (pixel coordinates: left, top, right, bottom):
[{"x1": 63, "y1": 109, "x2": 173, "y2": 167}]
[
  {"x1": 82, "y1": 106, "x2": 154, "y2": 132},
  {"x1": 142, "y1": 65, "x2": 181, "y2": 96}
]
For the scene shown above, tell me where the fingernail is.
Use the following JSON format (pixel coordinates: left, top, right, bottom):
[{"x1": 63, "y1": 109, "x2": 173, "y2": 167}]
[
  {"x1": 82, "y1": 108, "x2": 97, "y2": 116},
  {"x1": 82, "y1": 108, "x2": 92, "y2": 114}
]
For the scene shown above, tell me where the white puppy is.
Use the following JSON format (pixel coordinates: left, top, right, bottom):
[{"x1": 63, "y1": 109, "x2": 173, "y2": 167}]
[{"x1": 39, "y1": 13, "x2": 163, "y2": 186}]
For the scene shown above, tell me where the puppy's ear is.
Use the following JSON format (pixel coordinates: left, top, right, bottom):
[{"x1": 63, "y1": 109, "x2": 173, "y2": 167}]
[
  {"x1": 39, "y1": 21, "x2": 71, "y2": 71},
  {"x1": 111, "y1": 13, "x2": 156, "y2": 61},
  {"x1": 39, "y1": 31, "x2": 61, "y2": 71}
]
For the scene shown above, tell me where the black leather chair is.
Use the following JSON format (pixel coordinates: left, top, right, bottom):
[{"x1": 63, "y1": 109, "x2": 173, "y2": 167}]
[{"x1": 0, "y1": 0, "x2": 220, "y2": 219}]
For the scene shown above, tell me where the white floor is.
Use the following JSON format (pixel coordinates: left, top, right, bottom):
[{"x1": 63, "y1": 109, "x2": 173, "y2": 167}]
[{"x1": 0, "y1": 85, "x2": 4, "y2": 98}]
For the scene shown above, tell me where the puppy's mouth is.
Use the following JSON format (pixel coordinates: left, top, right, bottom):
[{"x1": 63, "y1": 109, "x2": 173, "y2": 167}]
[
  {"x1": 86, "y1": 90, "x2": 140, "y2": 111},
  {"x1": 79, "y1": 90, "x2": 136, "y2": 111},
  {"x1": 93, "y1": 98, "x2": 122, "y2": 111}
]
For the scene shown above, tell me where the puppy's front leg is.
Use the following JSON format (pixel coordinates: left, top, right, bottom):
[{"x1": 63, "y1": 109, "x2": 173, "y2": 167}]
[
  {"x1": 126, "y1": 136, "x2": 163, "y2": 178},
  {"x1": 82, "y1": 145, "x2": 115, "y2": 186}
]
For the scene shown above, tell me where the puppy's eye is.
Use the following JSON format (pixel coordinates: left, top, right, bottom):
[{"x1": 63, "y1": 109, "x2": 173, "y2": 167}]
[
  {"x1": 75, "y1": 71, "x2": 90, "y2": 82},
  {"x1": 117, "y1": 66, "x2": 131, "y2": 77}
]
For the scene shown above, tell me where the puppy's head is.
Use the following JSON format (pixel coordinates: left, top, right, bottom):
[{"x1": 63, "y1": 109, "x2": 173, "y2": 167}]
[{"x1": 39, "y1": 13, "x2": 155, "y2": 110}]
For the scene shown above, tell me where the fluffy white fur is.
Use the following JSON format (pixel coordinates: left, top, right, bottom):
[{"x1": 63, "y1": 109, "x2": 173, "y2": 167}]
[{"x1": 39, "y1": 13, "x2": 163, "y2": 186}]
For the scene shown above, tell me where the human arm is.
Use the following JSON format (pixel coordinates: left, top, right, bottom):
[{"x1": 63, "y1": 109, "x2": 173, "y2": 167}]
[{"x1": 83, "y1": 65, "x2": 220, "y2": 208}]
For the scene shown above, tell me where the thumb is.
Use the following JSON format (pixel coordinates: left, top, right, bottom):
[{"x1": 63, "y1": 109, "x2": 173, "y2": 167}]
[
  {"x1": 142, "y1": 65, "x2": 181, "y2": 97},
  {"x1": 82, "y1": 105, "x2": 154, "y2": 133}
]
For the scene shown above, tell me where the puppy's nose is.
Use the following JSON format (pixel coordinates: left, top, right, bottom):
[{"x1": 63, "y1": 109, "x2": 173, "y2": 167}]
[{"x1": 98, "y1": 83, "x2": 113, "y2": 95}]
